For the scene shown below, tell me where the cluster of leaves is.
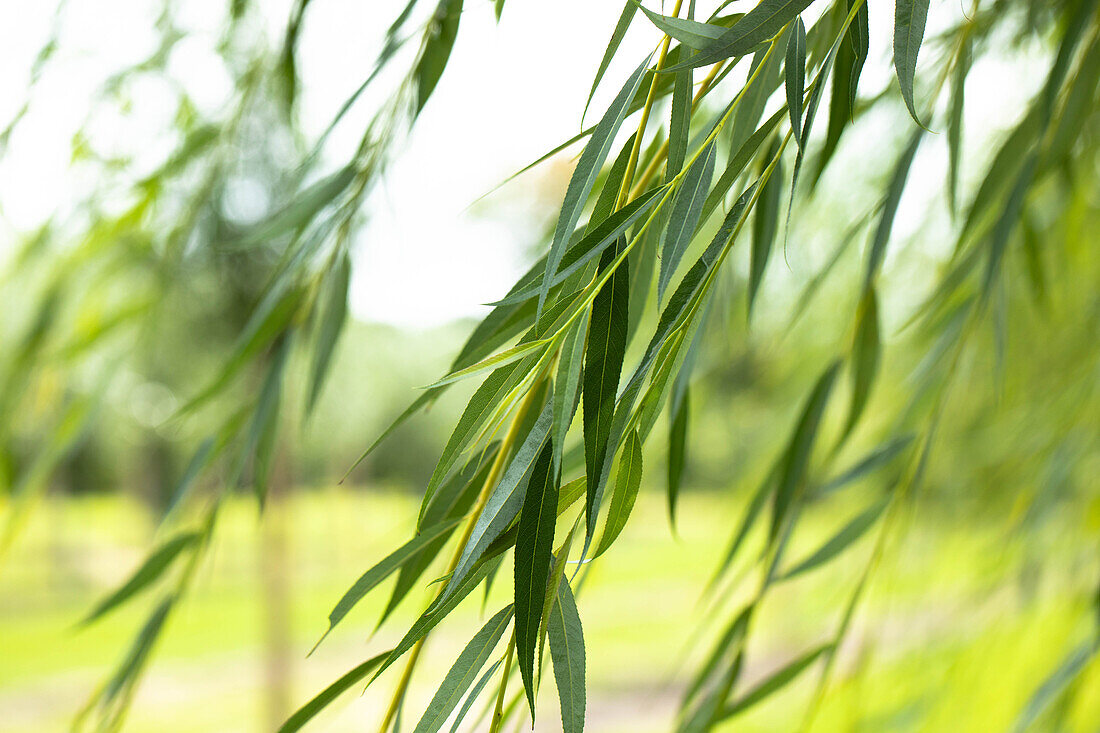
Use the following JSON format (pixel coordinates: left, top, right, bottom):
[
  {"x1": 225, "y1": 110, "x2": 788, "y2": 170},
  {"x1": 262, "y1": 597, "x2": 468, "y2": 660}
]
[{"x1": 3, "y1": 0, "x2": 1099, "y2": 730}]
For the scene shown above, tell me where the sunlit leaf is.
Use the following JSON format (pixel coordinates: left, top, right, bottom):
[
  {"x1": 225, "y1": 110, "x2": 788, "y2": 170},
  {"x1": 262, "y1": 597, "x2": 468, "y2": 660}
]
[{"x1": 893, "y1": 0, "x2": 929, "y2": 124}]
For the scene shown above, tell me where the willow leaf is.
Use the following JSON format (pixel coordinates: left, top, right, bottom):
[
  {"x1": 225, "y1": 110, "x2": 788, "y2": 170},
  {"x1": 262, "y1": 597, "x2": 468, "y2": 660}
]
[
  {"x1": 552, "y1": 317, "x2": 587, "y2": 480},
  {"x1": 637, "y1": 5, "x2": 726, "y2": 48},
  {"x1": 278, "y1": 650, "x2": 391, "y2": 733},
  {"x1": 449, "y1": 659, "x2": 502, "y2": 733},
  {"x1": 415, "y1": 0, "x2": 462, "y2": 114},
  {"x1": 785, "y1": 17, "x2": 806, "y2": 149},
  {"x1": 1011, "y1": 641, "x2": 1097, "y2": 733},
  {"x1": 667, "y1": 388, "x2": 690, "y2": 525},
  {"x1": 380, "y1": 447, "x2": 496, "y2": 627},
  {"x1": 548, "y1": 577, "x2": 586, "y2": 733},
  {"x1": 307, "y1": 250, "x2": 350, "y2": 413},
  {"x1": 583, "y1": 1, "x2": 638, "y2": 125},
  {"x1": 718, "y1": 644, "x2": 831, "y2": 719},
  {"x1": 594, "y1": 429, "x2": 642, "y2": 556},
  {"x1": 443, "y1": 401, "x2": 554, "y2": 604},
  {"x1": 659, "y1": 141, "x2": 716, "y2": 302},
  {"x1": 583, "y1": 237, "x2": 630, "y2": 540},
  {"x1": 662, "y1": 0, "x2": 816, "y2": 72},
  {"x1": 413, "y1": 604, "x2": 514, "y2": 733},
  {"x1": 862, "y1": 129, "x2": 922, "y2": 294},
  {"x1": 372, "y1": 558, "x2": 503, "y2": 684},
  {"x1": 819, "y1": 433, "x2": 914, "y2": 497},
  {"x1": 749, "y1": 137, "x2": 783, "y2": 316},
  {"x1": 317, "y1": 517, "x2": 463, "y2": 650},
  {"x1": 771, "y1": 361, "x2": 841, "y2": 541},
  {"x1": 424, "y1": 339, "x2": 546, "y2": 390},
  {"x1": 82, "y1": 532, "x2": 199, "y2": 625},
  {"x1": 781, "y1": 500, "x2": 886, "y2": 581},
  {"x1": 841, "y1": 287, "x2": 880, "y2": 442},
  {"x1": 515, "y1": 439, "x2": 558, "y2": 717},
  {"x1": 492, "y1": 186, "x2": 664, "y2": 307},
  {"x1": 947, "y1": 36, "x2": 970, "y2": 215},
  {"x1": 541, "y1": 55, "x2": 652, "y2": 315},
  {"x1": 893, "y1": 0, "x2": 929, "y2": 125}
]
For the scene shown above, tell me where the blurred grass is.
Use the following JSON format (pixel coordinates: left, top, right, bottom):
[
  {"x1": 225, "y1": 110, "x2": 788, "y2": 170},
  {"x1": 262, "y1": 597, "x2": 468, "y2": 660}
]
[{"x1": 1, "y1": 486, "x2": 1097, "y2": 732}]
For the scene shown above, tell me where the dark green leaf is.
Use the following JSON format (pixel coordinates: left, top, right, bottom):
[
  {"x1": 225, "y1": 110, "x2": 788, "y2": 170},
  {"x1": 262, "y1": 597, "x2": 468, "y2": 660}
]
[
  {"x1": 893, "y1": 0, "x2": 930, "y2": 125},
  {"x1": 659, "y1": 142, "x2": 716, "y2": 301},
  {"x1": 771, "y1": 361, "x2": 841, "y2": 541},
  {"x1": 278, "y1": 650, "x2": 391, "y2": 733},
  {"x1": 863, "y1": 129, "x2": 922, "y2": 294},
  {"x1": 718, "y1": 644, "x2": 831, "y2": 719},
  {"x1": 780, "y1": 500, "x2": 886, "y2": 580},
  {"x1": 443, "y1": 401, "x2": 554, "y2": 604},
  {"x1": 749, "y1": 137, "x2": 783, "y2": 316},
  {"x1": 541, "y1": 55, "x2": 652, "y2": 315},
  {"x1": 663, "y1": 0, "x2": 816, "y2": 72},
  {"x1": 785, "y1": 17, "x2": 806, "y2": 149},
  {"x1": 548, "y1": 577, "x2": 586, "y2": 733},
  {"x1": 307, "y1": 250, "x2": 350, "y2": 413},
  {"x1": 595, "y1": 432, "x2": 643, "y2": 558},
  {"x1": 317, "y1": 517, "x2": 463, "y2": 650},
  {"x1": 947, "y1": 36, "x2": 970, "y2": 216},
  {"x1": 637, "y1": 5, "x2": 726, "y2": 48},
  {"x1": 449, "y1": 659, "x2": 502, "y2": 733},
  {"x1": 82, "y1": 532, "x2": 199, "y2": 625},
  {"x1": 667, "y1": 388, "x2": 689, "y2": 524},
  {"x1": 415, "y1": 0, "x2": 463, "y2": 114},
  {"x1": 413, "y1": 604, "x2": 514, "y2": 733},
  {"x1": 514, "y1": 440, "x2": 559, "y2": 717},
  {"x1": 583, "y1": 237, "x2": 630, "y2": 540},
  {"x1": 583, "y1": 2, "x2": 638, "y2": 125},
  {"x1": 841, "y1": 287, "x2": 880, "y2": 442},
  {"x1": 552, "y1": 317, "x2": 588, "y2": 478}
]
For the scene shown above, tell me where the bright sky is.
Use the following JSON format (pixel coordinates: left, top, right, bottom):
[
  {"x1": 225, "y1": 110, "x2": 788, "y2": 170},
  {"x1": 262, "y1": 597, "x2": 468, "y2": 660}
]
[{"x1": 0, "y1": 1, "x2": 1043, "y2": 329}]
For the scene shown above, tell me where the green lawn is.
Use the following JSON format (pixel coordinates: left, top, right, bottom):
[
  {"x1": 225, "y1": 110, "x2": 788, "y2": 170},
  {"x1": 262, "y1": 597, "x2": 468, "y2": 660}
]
[{"x1": 1, "y1": 488, "x2": 1097, "y2": 732}]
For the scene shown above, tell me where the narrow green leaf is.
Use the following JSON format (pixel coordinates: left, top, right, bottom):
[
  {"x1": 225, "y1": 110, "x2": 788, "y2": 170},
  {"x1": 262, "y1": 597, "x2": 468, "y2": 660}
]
[
  {"x1": 413, "y1": 605, "x2": 515, "y2": 733},
  {"x1": 317, "y1": 517, "x2": 463, "y2": 650},
  {"x1": 582, "y1": 1, "x2": 638, "y2": 126},
  {"x1": 492, "y1": 187, "x2": 665, "y2": 307},
  {"x1": 424, "y1": 339, "x2": 546, "y2": 390},
  {"x1": 1011, "y1": 641, "x2": 1097, "y2": 733},
  {"x1": 711, "y1": 471, "x2": 773, "y2": 585},
  {"x1": 307, "y1": 250, "x2": 350, "y2": 413},
  {"x1": 372, "y1": 558, "x2": 504, "y2": 684},
  {"x1": 82, "y1": 532, "x2": 199, "y2": 625},
  {"x1": 595, "y1": 429, "x2": 642, "y2": 556},
  {"x1": 893, "y1": 0, "x2": 930, "y2": 125},
  {"x1": 785, "y1": 17, "x2": 806, "y2": 149},
  {"x1": 780, "y1": 500, "x2": 886, "y2": 580},
  {"x1": 636, "y1": 4, "x2": 726, "y2": 48},
  {"x1": 443, "y1": 401, "x2": 554, "y2": 604},
  {"x1": 702, "y1": 107, "x2": 784, "y2": 223},
  {"x1": 659, "y1": 142, "x2": 716, "y2": 302},
  {"x1": 817, "y1": 434, "x2": 914, "y2": 496},
  {"x1": 101, "y1": 596, "x2": 173, "y2": 704},
  {"x1": 662, "y1": 0, "x2": 816, "y2": 72},
  {"x1": 552, "y1": 318, "x2": 588, "y2": 478},
  {"x1": 415, "y1": 0, "x2": 463, "y2": 114},
  {"x1": 548, "y1": 577, "x2": 586, "y2": 733},
  {"x1": 514, "y1": 440, "x2": 559, "y2": 717},
  {"x1": 244, "y1": 335, "x2": 291, "y2": 505},
  {"x1": 841, "y1": 287, "x2": 880, "y2": 442},
  {"x1": 947, "y1": 36, "x2": 970, "y2": 216},
  {"x1": 449, "y1": 659, "x2": 502, "y2": 733},
  {"x1": 862, "y1": 129, "x2": 922, "y2": 294},
  {"x1": 718, "y1": 644, "x2": 831, "y2": 719},
  {"x1": 541, "y1": 55, "x2": 652, "y2": 315},
  {"x1": 668, "y1": 53, "x2": 693, "y2": 182},
  {"x1": 539, "y1": 517, "x2": 581, "y2": 667},
  {"x1": 983, "y1": 153, "x2": 1038, "y2": 301},
  {"x1": 667, "y1": 388, "x2": 690, "y2": 524},
  {"x1": 771, "y1": 361, "x2": 841, "y2": 541},
  {"x1": 380, "y1": 447, "x2": 497, "y2": 627},
  {"x1": 749, "y1": 137, "x2": 783, "y2": 316},
  {"x1": 728, "y1": 34, "x2": 786, "y2": 159},
  {"x1": 278, "y1": 650, "x2": 391, "y2": 733},
  {"x1": 583, "y1": 237, "x2": 630, "y2": 540}
]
